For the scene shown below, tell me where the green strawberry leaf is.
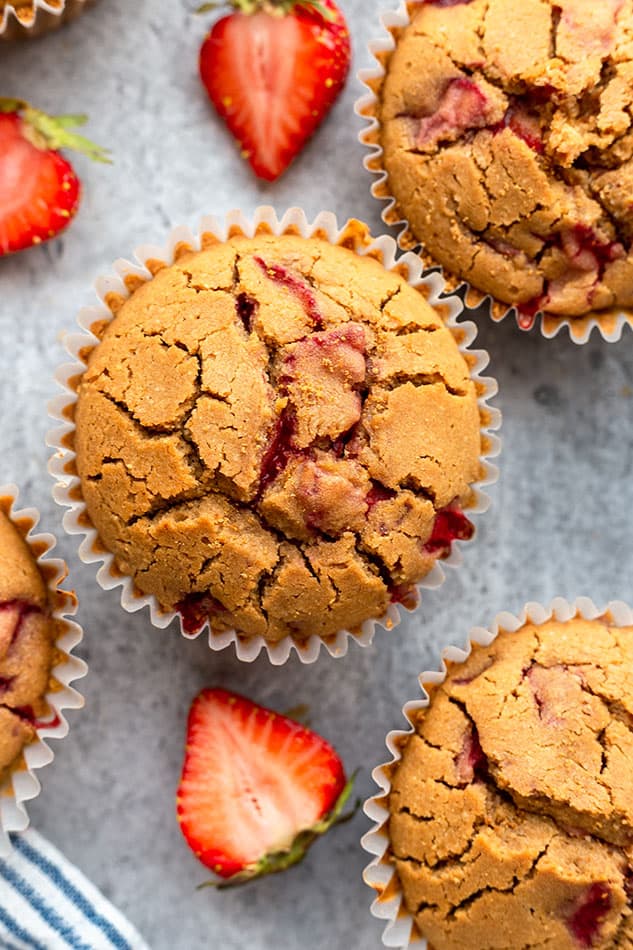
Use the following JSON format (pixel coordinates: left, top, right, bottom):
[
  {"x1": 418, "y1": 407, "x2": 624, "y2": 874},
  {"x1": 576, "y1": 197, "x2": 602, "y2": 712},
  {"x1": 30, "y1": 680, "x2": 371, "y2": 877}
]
[{"x1": 0, "y1": 97, "x2": 111, "y2": 164}]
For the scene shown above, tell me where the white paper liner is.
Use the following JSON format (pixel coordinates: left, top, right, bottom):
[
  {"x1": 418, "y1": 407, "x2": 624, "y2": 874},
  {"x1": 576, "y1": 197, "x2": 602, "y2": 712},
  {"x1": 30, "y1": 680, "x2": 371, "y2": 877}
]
[
  {"x1": 361, "y1": 595, "x2": 633, "y2": 949},
  {"x1": 356, "y1": 1, "x2": 633, "y2": 345},
  {"x1": 0, "y1": 484, "x2": 86, "y2": 857},
  {"x1": 0, "y1": 0, "x2": 90, "y2": 39},
  {"x1": 47, "y1": 206, "x2": 501, "y2": 666}
]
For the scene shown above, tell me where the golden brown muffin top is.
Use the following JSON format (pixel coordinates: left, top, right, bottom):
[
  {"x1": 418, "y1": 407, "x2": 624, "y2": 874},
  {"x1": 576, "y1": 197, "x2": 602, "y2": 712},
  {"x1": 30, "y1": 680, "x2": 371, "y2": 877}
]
[
  {"x1": 380, "y1": 0, "x2": 633, "y2": 322},
  {"x1": 74, "y1": 233, "x2": 482, "y2": 643},
  {"x1": 0, "y1": 509, "x2": 54, "y2": 780},
  {"x1": 390, "y1": 616, "x2": 633, "y2": 949}
]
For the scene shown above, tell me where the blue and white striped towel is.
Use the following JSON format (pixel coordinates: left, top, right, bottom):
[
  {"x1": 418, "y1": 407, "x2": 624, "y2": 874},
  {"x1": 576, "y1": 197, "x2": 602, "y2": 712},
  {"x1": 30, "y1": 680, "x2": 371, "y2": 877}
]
[{"x1": 0, "y1": 831, "x2": 151, "y2": 950}]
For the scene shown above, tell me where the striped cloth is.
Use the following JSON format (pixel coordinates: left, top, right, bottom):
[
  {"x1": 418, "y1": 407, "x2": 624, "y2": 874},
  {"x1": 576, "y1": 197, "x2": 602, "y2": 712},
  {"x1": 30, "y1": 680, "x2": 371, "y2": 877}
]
[{"x1": 0, "y1": 831, "x2": 150, "y2": 950}]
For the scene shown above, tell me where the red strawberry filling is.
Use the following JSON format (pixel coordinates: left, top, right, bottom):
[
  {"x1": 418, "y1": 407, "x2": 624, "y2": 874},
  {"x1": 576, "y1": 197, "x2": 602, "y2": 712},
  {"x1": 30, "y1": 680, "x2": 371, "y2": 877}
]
[
  {"x1": 385, "y1": 503, "x2": 472, "y2": 609},
  {"x1": 11, "y1": 705, "x2": 60, "y2": 730},
  {"x1": 276, "y1": 323, "x2": 366, "y2": 446},
  {"x1": 176, "y1": 592, "x2": 224, "y2": 636},
  {"x1": 255, "y1": 257, "x2": 324, "y2": 329},
  {"x1": 495, "y1": 103, "x2": 544, "y2": 154},
  {"x1": 516, "y1": 295, "x2": 546, "y2": 331},
  {"x1": 455, "y1": 724, "x2": 488, "y2": 784},
  {"x1": 517, "y1": 225, "x2": 624, "y2": 326},
  {"x1": 236, "y1": 292, "x2": 258, "y2": 332},
  {"x1": 568, "y1": 883, "x2": 612, "y2": 947},
  {"x1": 12, "y1": 705, "x2": 36, "y2": 724},
  {"x1": 388, "y1": 583, "x2": 419, "y2": 609},
  {"x1": 365, "y1": 483, "x2": 396, "y2": 510},
  {"x1": 424, "y1": 503, "x2": 474, "y2": 558},
  {"x1": 0, "y1": 676, "x2": 15, "y2": 695},
  {"x1": 415, "y1": 77, "x2": 492, "y2": 148},
  {"x1": 257, "y1": 324, "x2": 367, "y2": 499},
  {"x1": 258, "y1": 409, "x2": 300, "y2": 495},
  {"x1": 0, "y1": 599, "x2": 53, "y2": 729},
  {"x1": 560, "y1": 225, "x2": 624, "y2": 271}
]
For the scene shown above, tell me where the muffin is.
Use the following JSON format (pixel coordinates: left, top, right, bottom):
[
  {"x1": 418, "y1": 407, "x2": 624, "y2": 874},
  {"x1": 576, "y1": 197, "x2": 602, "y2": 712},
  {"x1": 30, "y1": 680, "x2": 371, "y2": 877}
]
[
  {"x1": 372, "y1": 0, "x2": 633, "y2": 332},
  {"x1": 387, "y1": 614, "x2": 633, "y2": 949},
  {"x1": 0, "y1": 508, "x2": 56, "y2": 779},
  {"x1": 0, "y1": 505, "x2": 57, "y2": 784},
  {"x1": 0, "y1": 0, "x2": 90, "y2": 39},
  {"x1": 0, "y1": 488, "x2": 84, "y2": 851},
  {"x1": 70, "y1": 226, "x2": 487, "y2": 647}
]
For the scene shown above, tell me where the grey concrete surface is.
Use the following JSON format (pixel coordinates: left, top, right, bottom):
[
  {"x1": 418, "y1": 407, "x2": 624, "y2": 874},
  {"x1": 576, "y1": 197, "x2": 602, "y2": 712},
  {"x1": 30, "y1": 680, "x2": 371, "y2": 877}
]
[{"x1": 1, "y1": 1, "x2": 632, "y2": 947}]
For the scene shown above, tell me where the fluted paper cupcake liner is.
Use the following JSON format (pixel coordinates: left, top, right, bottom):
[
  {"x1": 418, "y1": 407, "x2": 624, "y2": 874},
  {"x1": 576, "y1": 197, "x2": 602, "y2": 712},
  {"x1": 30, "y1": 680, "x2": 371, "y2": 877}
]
[
  {"x1": 361, "y1": 595, "x2": 633, "y2": 948},
  {"x1": 356, "y1": 1, "x2": 633, "y2": 345},
  {"x1": 48, "y1": 206, "x2": 501, "y2": 666},
  {"x1": 0, "y1": 0, "x2": 91, "y2": 39},
  {"x1": 0, "y1": 485, "x2": 86, "y2": 857}
]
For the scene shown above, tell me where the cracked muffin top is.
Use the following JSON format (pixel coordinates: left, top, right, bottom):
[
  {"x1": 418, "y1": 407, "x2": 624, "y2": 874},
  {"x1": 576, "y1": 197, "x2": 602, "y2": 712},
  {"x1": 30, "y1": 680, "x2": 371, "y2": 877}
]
[
  {"x1": 389, "y1": 616, "x2": 633, "y2": 950},
  {"x1": 74, "y1": 231, "x2": 482, "y2": 643},
  {"x1": 0, "y1": 510, "x2": 55, "y2": 781},
  {"x1": 379, "y1": 0, "x2": 633, "y2": 324}
]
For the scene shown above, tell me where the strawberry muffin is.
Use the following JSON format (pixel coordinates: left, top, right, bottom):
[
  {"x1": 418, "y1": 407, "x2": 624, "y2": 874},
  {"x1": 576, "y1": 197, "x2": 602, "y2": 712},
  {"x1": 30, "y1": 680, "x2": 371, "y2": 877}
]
[
  {"x1": 388, "y1": 615, "x2": 633, "y2": 949},
  {"x1": 377, "y1": 0, "x2": 633, "y2": 327},
  {"x1": 73, "y1": 230, "x2": 485, "y2": 644},
  {"x1": 0, "y1": 508, "x2": 56, "y2": 783}
]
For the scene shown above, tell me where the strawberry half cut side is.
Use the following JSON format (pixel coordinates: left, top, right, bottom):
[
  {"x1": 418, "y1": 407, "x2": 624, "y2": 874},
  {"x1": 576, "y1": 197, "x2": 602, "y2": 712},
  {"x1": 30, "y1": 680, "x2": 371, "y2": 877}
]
[
  {"x1": 176, "y1": 688, "x2": 357, "y2": 887},
  {"x1": 198, "y1": 0, "x2": 351, "y2": 181},
  {"x1": 0, "y1": 97, "x2": 110, "y2": 256}
]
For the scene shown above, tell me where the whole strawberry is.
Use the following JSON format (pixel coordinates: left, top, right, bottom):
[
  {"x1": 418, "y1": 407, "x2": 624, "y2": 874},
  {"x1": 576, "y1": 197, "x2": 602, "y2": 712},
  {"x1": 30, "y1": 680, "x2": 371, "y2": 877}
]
[
  {"x1": 177, "y1": 688, "x2": 356, "y2": 886},
  {"x1": 198, "y1": 0, "x2": 351, "y2": 182},
  {"x1": 0, "y1": 98, "x2": 109, "y2": 257}
]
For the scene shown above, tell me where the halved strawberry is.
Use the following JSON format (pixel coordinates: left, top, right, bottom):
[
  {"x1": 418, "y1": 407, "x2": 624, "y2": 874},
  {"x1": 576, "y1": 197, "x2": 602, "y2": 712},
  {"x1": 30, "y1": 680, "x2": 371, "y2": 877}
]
[
  {"x1": 0, "y1": 97, "x2": 109, "y2": 257},
  {"x1": 177, "y1": 688, "x2": 355, "y2": 886},
  {"x1": 198, "y1": 0, "x2": 351, "y2": 181}
]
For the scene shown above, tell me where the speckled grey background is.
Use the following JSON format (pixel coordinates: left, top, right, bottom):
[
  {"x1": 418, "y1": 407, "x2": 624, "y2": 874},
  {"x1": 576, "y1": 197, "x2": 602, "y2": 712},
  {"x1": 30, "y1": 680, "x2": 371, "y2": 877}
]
[{"x1": 0, "y1": 1, "x2": 632, "y2": 947}]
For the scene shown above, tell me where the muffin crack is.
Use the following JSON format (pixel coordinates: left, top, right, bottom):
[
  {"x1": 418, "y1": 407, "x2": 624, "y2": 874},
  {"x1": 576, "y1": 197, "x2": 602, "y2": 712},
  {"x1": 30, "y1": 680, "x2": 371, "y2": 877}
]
[
  {"x1": 456, "y1": 681, "x2": 633, "y2": 848},
  {"x1": 442, "y1": 843, "x2": 553, "y2": 921},
  {"x1": 380, "y1": 0, "x2": 633, "y2": 317},
  {"x1": 75, "y1": 234, "x2": 482, "y2": 641},
  {"x1": 97, "y1": 390, "x2": 181, "y2": 436},
  {"x1": 550, "y1": 3, "x2": 562, "y2": 58},
  {"x1": 390, "y1": 620, "x2": 633, "y2": 949},
  {"x1": 375, "y1": 373, "x2": 468, "y2": 397}
]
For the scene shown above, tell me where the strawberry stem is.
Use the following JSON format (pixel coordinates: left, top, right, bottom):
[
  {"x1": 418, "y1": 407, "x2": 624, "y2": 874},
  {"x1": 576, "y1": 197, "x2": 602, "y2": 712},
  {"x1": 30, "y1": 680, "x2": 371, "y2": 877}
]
[
  {"x1": 0, "y1": 98, "x2": 111, "y2": 164},
  {"x1": 197, "y1": 771, "x2": 359, "y2": 890},
  {"x1": 196, "y1": 0, "x2": 334, "y2": 21}
]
